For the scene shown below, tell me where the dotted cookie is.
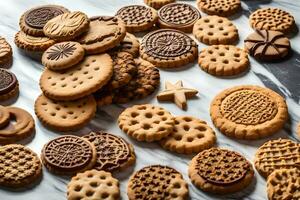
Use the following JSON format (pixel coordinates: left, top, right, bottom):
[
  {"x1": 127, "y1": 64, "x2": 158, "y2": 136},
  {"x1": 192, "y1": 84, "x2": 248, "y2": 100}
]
[
  {"x1": 188, "y1": 148, "x2": 254, "y2": 194},
  {"x1": 0, "y1": 69, "x2": 19, "y2": 101},
  {"x1": 118, "y1": 104, "x2": 174, "y2": 142},
  {"x1": 210, "y1": 85, "x2": 288, "y2": 140},
  {"x1": 0, "y1": 36, "x2": 13, "y2": 68},
  {"x1": 144, "y1": 0, "x2": 175, "y2": 10},
  {"x1": 193, "y1": 15, "x2": 238, "y2": 45},
  {"x1": 128, "y1": 165, "x2": 189, "y2": 200},
  {"x1": 197, "y1": 0, "x2": 241, "y2": 17},
  {"x1": 113, "y1": 32, "x2": 140, "y2": 57},
  {"x1": 198, "y1": 45, "x2": 249, "y2": 76}
]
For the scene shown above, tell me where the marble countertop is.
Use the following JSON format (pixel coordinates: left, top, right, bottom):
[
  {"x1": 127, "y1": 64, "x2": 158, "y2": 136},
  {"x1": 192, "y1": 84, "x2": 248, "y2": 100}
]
[{"x1": 0, "y1": 0, "x2": 299, "y2": 200}]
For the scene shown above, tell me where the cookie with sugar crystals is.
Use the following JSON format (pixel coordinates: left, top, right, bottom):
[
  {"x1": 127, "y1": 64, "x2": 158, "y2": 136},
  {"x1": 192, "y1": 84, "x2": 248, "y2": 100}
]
[
  {"x1": 0, "y1": 69, "x2": 19, "y2": 101},
  {"x1": 197, "y1": 0, "x2": 241, "y2": 17},
  {"x1": 144, "y1": 0, "x2": 175, "y2": 9}
]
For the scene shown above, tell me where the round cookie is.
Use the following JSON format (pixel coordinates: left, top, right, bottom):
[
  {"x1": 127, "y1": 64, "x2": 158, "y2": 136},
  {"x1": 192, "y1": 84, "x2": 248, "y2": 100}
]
[
  {"x1": 140, "y1": 29, "x2": 198, "y2": 68},
  {"x1": 254, "y1": 138, "x2": 300, "y2": 178},
  {"x1": 40, "y1": 53, "x2": 113, "y2": 101},
  {"x1": 44, "y1": 11, "x2": 89, "y2": 41},
  {"x1": 116, "y1": 5, "x2": 158, "y2": 33},
  {"x1": 267, "y1": 168, "x2": 300, "y2": 200},
  {"x1": 0, "y1": 144, "x2": 42, "y2": 188},
  {"x1": 67, "y1": 169, "x2": 120, "y2": 200},
  {"x1": 160, "y1": 116, "x2": 216, "y2": 154},
  {"x1": 41, "y1": 135, "x2": 97, "y2": 175},
  {"x1": 189, "y1": 148, "x2": 254, "y2": 194},
  {"x1": 244, "y1": 30, "x2": 290, "y2": 61},
  {"x1": 158, "y1": 3, "x2": 201, "y2": 33},
  {"x1": 210, "y1": 85, "x2": 288, "y2": 140},
  {"x1": 249, "y1": 8, "x2": 295, "y2": 35},
  {"x1": 77, "y1": 16, "x2": 126, "y2": 54},
  {"x1": 128, "y1": 165, "x2": 189, "y2": 200},
  {"x1": 114, "y1": 33, "x2": 140, "y2": 57},
  {"x1": 42, "y1": 41, "x2": 85, "y2": 71},
  {"x1": 0, "y1": 36, "x2": 13, "y2": 68},
  {"x1": 197, "y1": 0, "x2": 241, "y2": 17},
  {"x1": 144, "y1": 0, "x2": 175, "y2": 9},
  {"x1": 118, "y1": 104, "x2": 174, "y2": 142},
  {"x1": 198, "y1": 45, "x2": 249, "y2": 76},
  {"x1": 19, "y1": 5, "x2": 69, "y2": 36},
  {"x1": 82, "y1": 131, "x2": 136, "y2": 172},
  {"x1": 0, "y1": 106, "x2": 9, "y2": 128},
  {"x1": 34, "y1": 94, "x2": 96, "y2": 132},
  {"x1": 0, "y1": 69, "x2": 19, "y2": 101}
]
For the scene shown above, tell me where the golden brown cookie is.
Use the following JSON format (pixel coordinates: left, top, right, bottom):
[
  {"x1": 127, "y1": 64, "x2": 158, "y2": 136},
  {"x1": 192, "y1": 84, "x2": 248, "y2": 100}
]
[
  {"x1": 160, "y1": 116, "x2": 216, "y2": 154},
  {"x1": 0, "y1": 36, "x2": 13, "y2": 68},
  {"x1": 114, "y1": 33, "x2": 140, "y2": 57},
  {"x1": 40, "y1": 53, "x2": 113, "y2": 101},
  {"x1": 67, "y1": 169, "x2": 120, "y2": 200},
  {"x1": 197, "y1": 0, "x2": 241, "y2": 17},
  {"x1": 0, "y1": 69, "x2": 19, "y2": 101},
  {"x1": 193, "y1": 16, "x2": 239, "y2": 45},
  {"x1": 0, "y1": 106, "x2": 9, "y2": 128},
  {"x1": 210, "y1": 85, "x2": 288, "y2": 140},
  {"x1": 144, "y1": 0, "x2": 175, "y2": 9},
  {"x1": 297, "y1": 123, "x2": 300, "y2": 138},
  {"x1": 128, "y1": 165, "x2": 189, "y2": 200},
  {"x1": 118, "y1": 104, "x2": 174, "y2": 142},
  {"x1": 254, "y1": 138, "x2": 300, "y2": 178},
  {"x1": 34, "y1": 94, "x2": 96, "y2": 132},
  {"x1": 198, "y1": 45, "x2": 249, "y2": 76},
  {"x1": 267, "y1": 168, "x2": 300, "y2": 200},
  {"x1": 0, "y1": 144, "x2": 42, "y2": 188},
  {"x1": 188, "y1": 148, "x2": 254, "y2": 194}
]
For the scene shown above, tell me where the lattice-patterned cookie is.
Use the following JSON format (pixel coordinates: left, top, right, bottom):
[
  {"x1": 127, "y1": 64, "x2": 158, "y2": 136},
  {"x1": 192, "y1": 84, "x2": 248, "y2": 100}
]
[{"x1": 197, "y1": 0, "x2": 241, "y2": 17}]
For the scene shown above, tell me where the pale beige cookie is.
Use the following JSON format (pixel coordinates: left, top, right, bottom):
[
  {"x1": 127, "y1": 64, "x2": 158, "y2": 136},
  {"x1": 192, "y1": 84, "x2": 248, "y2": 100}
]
[
  {"x1": 193, "y1": 16, "x2": 239, "y2": 45},
  {"x1": 254, "y1": 138, "x2": 300, "y2": 178},
  {"x1": 34, "y1": 94, "x2": 96, "y2": 132},
  {"x1": 197, "y1": 0, "x2": 241, "y2": 17},
  {"x1": 198, "y1": 45, "x2": 249, "y2": 76},
  {"x1": 267, "y1": 168, "x2": 300, "y2": 200},
  {"x1": 210, "y1": 85, "x2": 288, "y2": 140},
  {"x1": 160, "y1": 116, "x2": 216, "y2": 154},
  {"x1": 114, "y1": 33, "x2": 140, "y2": 57},
  {"x1": 144, "y1": 0, "x2": 175, "y2": 9},
  {"x1": 40, "y1": 53, "x2": 113, "y2": 101},
  {"x1": 118, "y1": 104, "x2": 174, "y2": 142},
  {"x1": 67, "y1": 169, "x2": 120, "y2": 200}
]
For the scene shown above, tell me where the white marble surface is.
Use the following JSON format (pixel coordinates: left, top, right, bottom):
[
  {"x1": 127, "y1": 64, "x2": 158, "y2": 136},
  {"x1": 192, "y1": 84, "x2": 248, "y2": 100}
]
[{"x1": 0, "y1": 0, "x2": 299, "y2": 199}]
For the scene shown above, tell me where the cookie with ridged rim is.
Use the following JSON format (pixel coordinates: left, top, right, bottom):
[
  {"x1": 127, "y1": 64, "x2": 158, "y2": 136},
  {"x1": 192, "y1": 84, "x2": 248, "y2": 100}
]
[
  {"x1": 144, "y1": 0, "x2": 175, "y2": 9},
  {"x1": 197, "y1": 0, "x2": 241, "y2": 17},
  {"x1": 0, "y1": 36, "x2": 13, "y2": 68},
  {"x1": 0, "y1": 69, "x2": 19, "y2": 101},
  {"x1": 114, "y1": 33, "x2": 140, "y2": 57}
]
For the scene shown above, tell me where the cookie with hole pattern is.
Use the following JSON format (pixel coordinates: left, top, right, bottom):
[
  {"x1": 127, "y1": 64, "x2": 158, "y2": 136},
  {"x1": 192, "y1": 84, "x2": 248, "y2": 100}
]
[
  {"x1": 197, "y1": 0, "x2": 241, "y2": 17},
  {"x1": 198, "y1": 45, "x2": 249, "y2": 76},
  {"x1": 0, "y1": 106, "x2": 9, "y2": 128},
  {"x1": 118, "y1": 104, "x2": 174, "y2": 142},
  {"x1": 160, "y1": 116, "x2": 216, "y2": 154},
  {"x1": 40, "y1": 53, "x2": 113, "y2": 101},
  {"x1": 0, "y1": 144, "x2": 42, "y2": 188},
  {"x1": 193, "y1": 16, "x2": 239, "y2": 45},
  {"x1": 128, "y1": 165, "x2": 189, "y2": 200},
  {"x1": 34, "y1": 94, "x2": 96, "y2": 132},
  {"x1": 144, "y1": 0, "x2": 175, "y2": 9},
  {"x1": 0, "y1": 36, "x2": 13, "y2": 68},
  {"x1": 67, "y1": 169, "x2": 120, "y2": 200},
  {"x1": 114, "y1": 33, "x2": 140, "y2": 58},
  {"x1": 188, "y1": 148, "x2": 254, "y2": 194},
  {"x1": 210, "y1": 85, "x2": 288, "y2": 140},
  {"x1": 0, "y1": 69, "x2": 19, "y2": 101},
  {"x1": 254, "y1": 138, "x2": 300, "y2": 178}
]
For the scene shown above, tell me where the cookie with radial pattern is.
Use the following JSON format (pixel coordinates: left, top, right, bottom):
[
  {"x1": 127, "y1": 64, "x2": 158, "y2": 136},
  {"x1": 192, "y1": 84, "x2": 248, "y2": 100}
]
[
  {"x1": 144, "y1": 0, "x2": 175, "y2": 9},
  {"x1": 0, "y1": 69, "x2": 19, "y2": 101},
  {"x1": 0, "y1": 36, "x2": 13, "y2": 68},
  {"x1": 0, "y1": 106, "x2": 9, "y2": 128},
  {"x1": 19, "y1": 5, "x2": 69, "y2": 36},
  {"x1": 210, "y1": 85, "x2": 288, "y2": 140},
  {"x1": 158, "y1": 3, "x2": 201, "y2": 33},
  {"x1": 140, "y1": 29, "x2": 198, "y2": 68},
  {"x1": 116, "y1": 5, "x2": 158, "y2": 33},
  {"x1": 114, "y1": 33, "x2": 140, "y2": 57},
  {"x1": 244, "y1": 30, "x2": 290, "y2": 61},
  {"x1": 197, "y1": 0, "x2": 241, "y2": 17}
]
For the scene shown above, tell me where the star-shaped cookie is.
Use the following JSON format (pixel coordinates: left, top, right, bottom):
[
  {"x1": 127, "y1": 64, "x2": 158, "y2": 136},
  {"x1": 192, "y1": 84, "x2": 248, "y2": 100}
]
[{"x1": 157, "y1": 81, "x2": 198, "y2": 110}]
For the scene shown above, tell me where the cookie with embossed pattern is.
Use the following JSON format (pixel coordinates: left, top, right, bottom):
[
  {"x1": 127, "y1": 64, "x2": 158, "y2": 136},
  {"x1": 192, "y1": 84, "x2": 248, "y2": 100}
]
[
  {"x1": 197, "y1": 0, "x2": 241, "y2": 17},
  {"x1": 144, "y1": 0, "x2": 175, "y2": 9},
  {"x1": 0, "y1": 69, "x2": 19, "y2": 101},
  {"x1": 114, "y1": 33, "x2": 140, "y2": 57},
  {"x1": 0, "y1": 36, "x2": 12, "y2": 68}
]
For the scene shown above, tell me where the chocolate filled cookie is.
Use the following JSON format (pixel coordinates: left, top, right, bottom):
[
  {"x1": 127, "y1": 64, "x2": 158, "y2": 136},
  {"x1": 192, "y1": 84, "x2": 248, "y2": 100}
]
[{"x1": 0, "y1": 69, "x2": 19, "y2": 101}]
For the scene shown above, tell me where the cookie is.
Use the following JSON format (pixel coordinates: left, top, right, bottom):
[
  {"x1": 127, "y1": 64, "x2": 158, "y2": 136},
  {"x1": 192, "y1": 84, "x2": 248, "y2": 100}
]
[
  {"x1": 19, "y1": 5, "x2": 69, "y2": 36},
  {"x1": 160, "y1": 116, "x2": 216, "y2": 154},
  {"x1": 0, "y1": 36, "x2": 13, "y2": 68},
  {"x1": 41, "y1": 135, "x2": 97, "y2": 175},
  {"x1": 67, "y1": 169, "x2": 120, "y2": 200},
  {"x1": 0, "y1": 144, "x2": 42, "y2": 188},
  {"x1": 77, "y1": 16, "x2": 126, "y2": 54},
  {"x1": 249, "y1": 8, "x2": 295, "y2": 35},
  {"x1": 254, "y1": 138, "x2": 300, "y2": 178},
  {"x1": 298, "y1": 123, "x2": 300, "y2": 138},
  {"x1": 267, "y1": 168, "x2": 300, "y2": 200},
  {"x1": 158, "y1": 3, "x2": 201, "y2": 33},
  {"x1": 210, "y1": 85, "x2": 288, "y2": 140},
  {"x1": 34, "y1": 94, "x2": 96, "y2": 132},
  {"x1": 114, "y1": 33, "x2": 140, "y2": 57},
  {"x1": 42, "y1": 41, "x2": 85, "y2": 71},
  {"x1": 140, "y1": 29, "x2": 198, "y2": 68},
  {"x1": 118, "y1": 104, "x2": 174, "y2": 142},
  {"x1": 40, "y1": 53, "x2": 113, "y2": 101},
  {"x1": 198, "y1": 45, "x2": 249, "y2": 76},
  {"x1": 116, "y1": 5, "x2": 158, "y2": 33},
  {"x1": 44, "y1": 11, "x2": 89, "y2": 41},
  {"x1": 197, "y1": 0, "x2": 241, "y2": 17},
  {"x1": 0, "y1": 69, "x2": 19, "y2": 101},
  {"x1": 188, "y1": 148, "x2": 254, "y2": 194},
  {"x1": 244, "y1": 30, "x2": 290, "y2": 61},
  {"x1": 83, "y1": 131, "x2": 135, "y2": 172},
  {"x1": 193, "y1": 16, "x2": 239, "y2": 45},
  {"x1": 144, "y1": 0, "x2": 175, "y2": 9},
  {"x1": 93, "y1": 89, "x2": 113, "y2": 107},
  {"x1": 0, "y1": 106, "x2": 9, "y2": 128},
  {"x1": 128, "y1": 165, "x2": 189, "y2": 200}
]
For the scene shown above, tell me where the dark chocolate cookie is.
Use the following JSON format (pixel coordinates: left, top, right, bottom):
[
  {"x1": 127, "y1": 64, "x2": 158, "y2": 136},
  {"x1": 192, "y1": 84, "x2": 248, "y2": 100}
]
[{"x1": 0, "y1": 69, "x2": 18, "y2": 101}]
